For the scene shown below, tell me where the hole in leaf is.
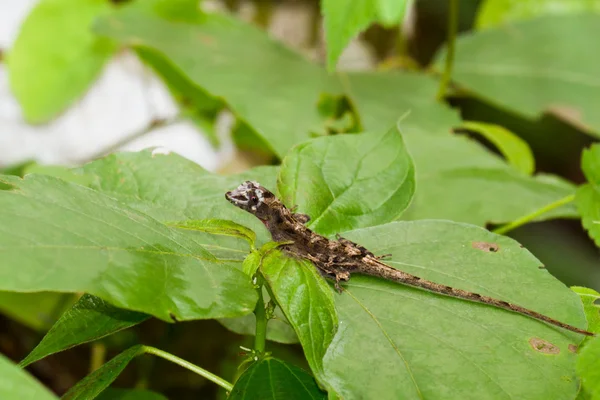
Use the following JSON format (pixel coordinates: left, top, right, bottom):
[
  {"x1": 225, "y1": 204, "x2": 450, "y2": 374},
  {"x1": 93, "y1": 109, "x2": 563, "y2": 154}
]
[{"x1": 472, "y1": 241, "x2": 499, "y2": 252}]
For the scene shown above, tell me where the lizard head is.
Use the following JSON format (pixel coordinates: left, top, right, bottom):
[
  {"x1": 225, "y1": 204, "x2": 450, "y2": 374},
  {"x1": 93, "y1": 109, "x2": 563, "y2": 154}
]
[{"x1": 225, "y1": 181, "x2": 275, "y2": 220}]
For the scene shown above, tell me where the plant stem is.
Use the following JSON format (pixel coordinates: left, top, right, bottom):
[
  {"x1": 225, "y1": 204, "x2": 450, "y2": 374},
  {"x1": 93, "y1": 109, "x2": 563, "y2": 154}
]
[
  {"x1": 436, "y1": 0, "x2": 459, "y2": 100},
  {"x1": 493, "y1": 194, "x2": 575, "y2": 235},
  {"x1": 253, "y1": 279, "x2": 268, "y2": 354},
  {"x1": 142, "y1": 346, "x2": 233, "y2": 392},
  {"x1": 90, "y1": 342, "x2": 106, "y2": 372}
]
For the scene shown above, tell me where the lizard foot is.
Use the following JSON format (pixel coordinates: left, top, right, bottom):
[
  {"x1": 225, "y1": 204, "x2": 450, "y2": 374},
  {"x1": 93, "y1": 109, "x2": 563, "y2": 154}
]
[{"x1": 376, "y1": 253, "x2": 392, "y2": 260}]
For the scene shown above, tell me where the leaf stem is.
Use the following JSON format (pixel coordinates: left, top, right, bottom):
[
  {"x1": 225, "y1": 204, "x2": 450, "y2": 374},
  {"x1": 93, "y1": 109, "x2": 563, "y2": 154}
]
[
  {"x1": 493, "y1": 194, "x2": 575, "y2": 235},
  {"x1": 436, "y1": 0, "x2": 459, "y2": 100},
  {"x1": 90, "y1": 342, "x2": 106, "y2": 372},
  {"x1": 253, "y1": 278, "x2": 268, "y2": 354},
  {"x1": 142, "y1": 346, "x2": 233, "y2": 392}
]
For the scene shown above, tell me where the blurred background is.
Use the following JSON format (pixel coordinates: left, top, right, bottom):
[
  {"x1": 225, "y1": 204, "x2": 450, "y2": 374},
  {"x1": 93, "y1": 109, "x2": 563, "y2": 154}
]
[{"x1": 1, "y1": 0, "x2": 599, "y2": 398}]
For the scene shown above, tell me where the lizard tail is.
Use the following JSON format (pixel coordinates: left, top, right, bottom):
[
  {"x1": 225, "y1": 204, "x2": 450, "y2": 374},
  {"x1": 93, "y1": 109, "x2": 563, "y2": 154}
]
[{"x1": 360, "y1": 257, "x2": 594, "y2": 337}]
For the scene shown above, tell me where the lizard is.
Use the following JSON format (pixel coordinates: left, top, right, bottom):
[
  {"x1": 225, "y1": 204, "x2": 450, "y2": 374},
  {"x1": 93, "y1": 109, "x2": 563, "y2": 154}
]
[{"x1": 225, "y1": 180, "x2": 594, "y2": 337}]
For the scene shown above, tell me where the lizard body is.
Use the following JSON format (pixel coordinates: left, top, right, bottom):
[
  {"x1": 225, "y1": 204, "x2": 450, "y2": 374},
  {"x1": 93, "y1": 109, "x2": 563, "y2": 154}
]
[{"x1": 225, "y1": 181, "x2": 594, "y2": 336}]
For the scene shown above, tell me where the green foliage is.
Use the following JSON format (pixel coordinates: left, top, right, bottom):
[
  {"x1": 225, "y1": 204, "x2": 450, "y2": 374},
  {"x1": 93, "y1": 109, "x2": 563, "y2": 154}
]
[
  {"x1": 20, "y1": 294, "x2": 149, "y2": 367},
  {"x1": 2, "y1": 1, "x2": 600, "y2": 399},
  {"x1": 576, "y1": 145, "x2": 600, "y2": 246},
  {"x1": 229, "y1": 357, "x2": 325, "y2": 400},
  {"x1": 441, "y1": 14, "x2": 600, "y2": 137},
  {"x1": 7, "y1": 0, "x2": 117, "y2": 123},
  {"x1": 278, "y1": 126, "x2": 415, "y2": 236},
  {"x1": 458, "y1": 121, "x2": 535, "y2": 175}
]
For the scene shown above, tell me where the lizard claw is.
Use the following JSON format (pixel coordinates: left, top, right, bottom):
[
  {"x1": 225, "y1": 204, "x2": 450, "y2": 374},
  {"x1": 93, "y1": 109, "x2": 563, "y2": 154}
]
[{"x1": 376, "y1": 253, "x2": 392, "y2": 260}]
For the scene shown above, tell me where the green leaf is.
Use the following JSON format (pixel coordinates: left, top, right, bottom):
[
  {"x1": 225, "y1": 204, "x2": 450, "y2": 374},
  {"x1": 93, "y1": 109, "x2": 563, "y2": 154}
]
[
  {"x1": 25, "y1": 164, "x2": 95, "y2": 186},
  {"x1": 79, "y1": 150, "x2": 277, "y2": 245},
  {"x1": 401, "y1": 127, "x2": 578, "y2": 225},
  {"x1": 477, "y1": 0, "x2": 600, "y2": 29},
  {"x1": 0, "y1": 174, "x2": 257, "y2": 322},
  {"x1": 375, "y1": 0, "x2": 410, "y2": 26},
  {"x1": 458, "y1": 121, "x2": 535, "y2": 175},
  {"x1": 571, "y1": 287, "x2": 600, "y2": 335},
  {"x1": 576, "y1": 185, "x2": 600, "y2": 247},
  {"x1": 321, "y1": 0, "x2": 377, "y2": 70},
  {"x1": 7, "y1": 0, "x2": 117, "y2": 123},
  {"x1": 0, "y1": 291, "x2": 74, "y2": 331},
  {"x1": 96, "y1": 388, "x2": 167, "y2": 400},
  {"x1": 229, "y1": 357, "x2": 326, "y2": 400},
  {"x1": 278, "y1": 126, "x2": 415, "y2": 236},
  {"x1": 581, "y1": 144, "x2": 600, "y2": 186},
  {"x1": 261, "y1": 251, "x2": 338, "y2": 392},
  {"x1": 578, "y1": 336, "x2": 600, "y2": 400},
  {"x1": 321, "y1": 220, "x2": 586, "y2": 399},
  {"x1": 62, "y1": 345, "x2": 145, "y2": 400},
  {"x1": 21, "y1": 294, "x2": 149, "y2": 367},
  {"x1": 0, "y1": 353, "x2": 57, "y2": 400},
  {"x1": 93, "y1": 9, "x2": 458, "y2": 158},
  {"x1": 576, "y1": 144, "x2": 600, "y2": 246},
  {"x1": 440, "y1": 14, "x2": 600, "y2": 136},
  {"x1": 167, "y1": 219, "x2": 256, "y2": 249}
]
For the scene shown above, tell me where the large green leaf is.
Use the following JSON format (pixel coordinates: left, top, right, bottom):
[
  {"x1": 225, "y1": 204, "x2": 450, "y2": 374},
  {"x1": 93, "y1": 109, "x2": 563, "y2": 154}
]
[
  {"x1": 80, "y1": 150, "x2": 277, "y2": 245},
  {"x1": 441, "y1": 14, "x2": 600, "y2": 136},
  {"x1": 21, "y1": 294, "x2": 149, "y2": 367},
  {"x1": 576, "y1": 144, "x2": 600, "y2": 246},
  {"x1": 0, "y1": 354, "x2": 57, "y2": 400},
  {"x1": 401, "y1": 126, "x2": 578, "y2": 225},
  {"x1": 93, "y1": 8, "x2": 457, "y2": 159},
  {"x1": 0, "y1": 174, "x2": 256, "y2": 322},
  {"x1": 278, "y1": 126, "x2": 415, "y2": 236},
  {"x1": 477, "y1": 0, "x2": 600, "y2": 29},
  {"x1": 7, "y1": 0, "x2": 117, "y2": 123},
  {"x1": 261, "y1": 251, "x2": 338, "y2": 392},
  {"x1": 229, "y1": 357, "x2": 325, "y2": 400},
  {"x1": 321, "y1": 220, "x2": 586, "y2": 399}
]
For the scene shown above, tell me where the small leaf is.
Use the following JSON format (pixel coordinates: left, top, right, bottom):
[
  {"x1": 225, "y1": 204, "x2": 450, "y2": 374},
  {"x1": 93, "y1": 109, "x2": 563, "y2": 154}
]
[
  {"x1": 0, "y1": 174, "x2": 257, "y2": 322},
  {"x1": 21, "y1": 294, "x2": 149, "y2": 367},
  {"x1": 578, "y1": 336, "x2": 600, "y2": 400},
  {"x1": 581, "y1": 144, "x2": 600, "y2": 186},
  {"x1": 0, "y1": 353, "x2": 58, "y2": 400},
  {"x1": 62, "y1": 345, "x2": 145, "y2": 400},
  {"x1": 261, "y1": 251, "x2": 338, "y2": 392},
  {"x1": 167, "y1": 219, "x2": 256, "y2": 248},
  {"x1": 278, "y1": 125, "x2": 415, "y2": 236},
  {"x1": 576, "y1": 145, "x2": 600, "y2": 246},
  {"x1": 321, "y1": 0, "x2": 377, "y2": 70},
  {"x1": 7, "y1": 0, "x2": 117, "y2": 123},
  {"x1": 229, "y1": 357, "x2": 326, "y2": 400},
  {"x1": 96, "y1": 388, "x2": 167, "y2": 400},
  {"x1": 322, "y1": 220, "x2": 585, "y2": 399},
  {"x1": 572, "y1": 287, "x2": 600, "y2": 336},
  {"x1": 458, "y1": 121, "x2": 535, "y2": 175},
  {"x1": 375, "y1": 0, "x2": 410, "y2": 26}
]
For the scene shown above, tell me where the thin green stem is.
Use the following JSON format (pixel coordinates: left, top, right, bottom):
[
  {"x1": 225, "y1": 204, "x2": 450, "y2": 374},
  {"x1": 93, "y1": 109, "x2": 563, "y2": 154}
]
[
  {"x1": 90, "y1": 342, "x2": 106, "y2": 372},
  {"x1": 493, "y1": 194, "x2": 575, "y2": 235},
  {"x1": 253, "y1": 279, "x2": 268, "y2": 354},
  {"x1": 436, "y1": 0, "x2": 459, "y2": 100},
  {"x1": 142, "y1": 346, "x2": 233, "y2": 392}
]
